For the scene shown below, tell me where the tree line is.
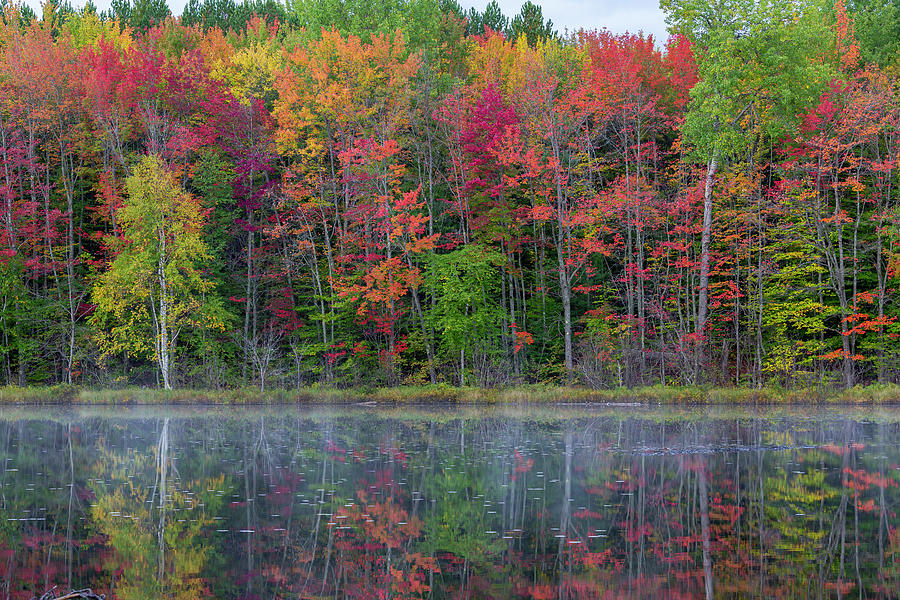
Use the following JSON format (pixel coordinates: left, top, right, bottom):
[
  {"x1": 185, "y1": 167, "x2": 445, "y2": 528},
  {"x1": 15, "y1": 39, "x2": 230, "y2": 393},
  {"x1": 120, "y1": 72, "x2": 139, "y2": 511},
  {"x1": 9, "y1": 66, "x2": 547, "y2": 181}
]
[{"x1": 2, "y1": 0, "x2": 900, "y2": 390}]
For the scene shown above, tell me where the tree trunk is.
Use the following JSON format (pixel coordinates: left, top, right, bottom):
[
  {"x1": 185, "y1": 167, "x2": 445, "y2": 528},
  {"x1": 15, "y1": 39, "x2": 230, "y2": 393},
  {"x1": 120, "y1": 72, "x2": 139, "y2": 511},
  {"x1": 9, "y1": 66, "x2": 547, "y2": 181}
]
[
  {"x1": 697, "y1": 154, "x2": 718, "y2": 338},
  {"x1": 158, "y1": 236, "x2": 171, "y2": 390},
  {"x1": 696, "y1": 154, "x2": 718, "y2": 382},
  {"x1": 556, "y1": 238, "x2": 574, "y2": 382}
]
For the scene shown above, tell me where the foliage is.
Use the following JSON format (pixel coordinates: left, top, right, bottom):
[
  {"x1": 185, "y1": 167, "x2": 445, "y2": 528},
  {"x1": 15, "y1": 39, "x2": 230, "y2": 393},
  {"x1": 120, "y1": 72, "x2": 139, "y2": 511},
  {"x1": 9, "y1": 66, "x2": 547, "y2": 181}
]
[
  {"x1": 0, "y1": 0, "x2": 899, "y2": 392},
  {"x1": 91, "y1": 155, "x2": 224, "y2": 388}
]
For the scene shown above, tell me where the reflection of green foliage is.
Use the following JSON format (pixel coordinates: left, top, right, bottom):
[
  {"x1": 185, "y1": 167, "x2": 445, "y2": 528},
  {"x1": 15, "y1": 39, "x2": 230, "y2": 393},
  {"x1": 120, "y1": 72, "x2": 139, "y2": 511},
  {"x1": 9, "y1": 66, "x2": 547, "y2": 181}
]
[
  {"x1": 765, "y1": 468, "x2": 831, "y2": 557},
  {"x1": 767, "y1": 466, "x2": 836, "y2": 510},
  {"x1": 421, "y1": 458, "x2": 504, "y2": 566}
]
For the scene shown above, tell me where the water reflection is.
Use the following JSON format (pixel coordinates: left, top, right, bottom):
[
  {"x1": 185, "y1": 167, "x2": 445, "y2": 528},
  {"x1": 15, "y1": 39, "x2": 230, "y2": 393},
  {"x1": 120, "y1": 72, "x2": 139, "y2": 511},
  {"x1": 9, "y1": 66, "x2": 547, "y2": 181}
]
[{"x1": 0, "y1": 406, "x2": 896, "y2": 599}]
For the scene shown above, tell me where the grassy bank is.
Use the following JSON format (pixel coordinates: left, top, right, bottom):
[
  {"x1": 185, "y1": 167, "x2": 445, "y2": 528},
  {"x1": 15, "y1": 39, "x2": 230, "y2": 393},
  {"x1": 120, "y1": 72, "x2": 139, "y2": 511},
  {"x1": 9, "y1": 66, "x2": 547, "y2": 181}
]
[{"x1": 2, "y1": 383, "x2": 900, "y2": 405}]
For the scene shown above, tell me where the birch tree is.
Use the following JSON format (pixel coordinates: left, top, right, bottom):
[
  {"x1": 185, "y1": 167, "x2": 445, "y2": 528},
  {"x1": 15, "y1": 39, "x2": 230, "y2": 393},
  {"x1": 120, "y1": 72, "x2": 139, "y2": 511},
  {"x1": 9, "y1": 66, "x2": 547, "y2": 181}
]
[
  {"x1": 661, "y1": 0, "x2": 834, "y2": 373},
  {"x1": 92, "y1": 155, "x2": 223, "y2": 389}
]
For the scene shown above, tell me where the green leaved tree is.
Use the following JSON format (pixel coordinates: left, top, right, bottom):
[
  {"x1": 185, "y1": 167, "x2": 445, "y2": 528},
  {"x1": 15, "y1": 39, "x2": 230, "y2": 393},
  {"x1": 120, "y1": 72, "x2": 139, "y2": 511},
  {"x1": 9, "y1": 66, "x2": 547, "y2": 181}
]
[
  {"x1": 509, "y1": 1, "x2": 554, "y2": 46},
  {"x1": 108, "y1": 0, "x2": 169, "y2": 29},
  {"x1": 661, "y1": 0, "x2": 834, "y2": 359},
  {"x1": 427, "y1": 244, "x2": 504, "y2": 386}
]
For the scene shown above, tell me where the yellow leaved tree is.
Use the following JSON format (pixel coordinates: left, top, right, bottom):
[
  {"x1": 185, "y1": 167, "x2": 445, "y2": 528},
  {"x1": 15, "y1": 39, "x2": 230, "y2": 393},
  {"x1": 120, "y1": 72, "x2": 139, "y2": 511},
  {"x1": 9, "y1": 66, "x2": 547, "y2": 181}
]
[{"x1": 91, "y1": 155, "x2": 224, "y2": 388}]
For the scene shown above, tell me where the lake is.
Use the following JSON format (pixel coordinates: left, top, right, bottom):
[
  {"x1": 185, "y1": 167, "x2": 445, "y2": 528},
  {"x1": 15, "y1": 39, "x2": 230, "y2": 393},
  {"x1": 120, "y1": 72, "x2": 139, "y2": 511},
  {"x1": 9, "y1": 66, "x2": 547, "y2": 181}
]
[{"x1": 0, "y1": 404, "x2": 897, "y2": 599}]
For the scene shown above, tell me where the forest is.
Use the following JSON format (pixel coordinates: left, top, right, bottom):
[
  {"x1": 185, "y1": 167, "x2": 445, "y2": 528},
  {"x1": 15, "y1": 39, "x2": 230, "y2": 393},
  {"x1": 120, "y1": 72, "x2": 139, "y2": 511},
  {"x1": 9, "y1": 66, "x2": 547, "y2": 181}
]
[{"x1": 2, "y1": 0, "x2": 900, "y2": 392}]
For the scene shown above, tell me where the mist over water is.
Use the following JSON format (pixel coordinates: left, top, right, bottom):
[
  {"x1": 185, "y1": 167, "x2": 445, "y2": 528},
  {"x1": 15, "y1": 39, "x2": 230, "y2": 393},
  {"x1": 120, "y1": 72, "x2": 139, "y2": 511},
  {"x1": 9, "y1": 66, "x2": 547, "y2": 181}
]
[{"x1": 0, "y1": 405, "x2": 897, "y2": 598}]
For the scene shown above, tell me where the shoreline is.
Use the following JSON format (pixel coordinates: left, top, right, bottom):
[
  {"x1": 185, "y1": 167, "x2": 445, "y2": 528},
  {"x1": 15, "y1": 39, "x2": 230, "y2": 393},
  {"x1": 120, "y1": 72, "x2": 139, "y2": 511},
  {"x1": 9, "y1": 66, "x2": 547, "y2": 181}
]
[{"x1": 3, "y1": 383, "x2": 900, "y2": 405}]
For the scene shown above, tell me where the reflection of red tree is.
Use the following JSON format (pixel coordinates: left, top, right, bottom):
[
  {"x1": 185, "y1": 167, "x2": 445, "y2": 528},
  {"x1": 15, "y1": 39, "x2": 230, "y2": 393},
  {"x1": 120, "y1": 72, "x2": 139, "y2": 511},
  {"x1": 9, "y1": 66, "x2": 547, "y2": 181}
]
[
  {"x1": 513, "y1": 449, "x2": 534, "y2": 481},
  {"x1": 0, "y1": 529, "x2": 110, "y2": 600},
  {"x1": 843, "y1": 467, "x2": 898, "y2": 491},
  {"x1": 326, "y1": 492, "x2": 436, "y2": 599}
]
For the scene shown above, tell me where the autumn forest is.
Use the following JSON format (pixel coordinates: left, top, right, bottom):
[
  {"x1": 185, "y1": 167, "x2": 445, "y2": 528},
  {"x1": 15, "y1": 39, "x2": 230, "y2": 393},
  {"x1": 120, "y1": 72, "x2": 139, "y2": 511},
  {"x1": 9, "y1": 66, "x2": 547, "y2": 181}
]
[{"x1": 2, "y1": 0, "x2": 900, "y2": 392}]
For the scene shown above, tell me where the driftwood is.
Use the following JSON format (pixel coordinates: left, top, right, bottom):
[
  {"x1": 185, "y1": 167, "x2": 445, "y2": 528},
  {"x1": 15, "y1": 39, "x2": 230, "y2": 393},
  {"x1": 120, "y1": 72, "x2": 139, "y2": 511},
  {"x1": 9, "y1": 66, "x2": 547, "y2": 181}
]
[{"x1": 31, "y1": 588, "x2": 105, "y2": 600}]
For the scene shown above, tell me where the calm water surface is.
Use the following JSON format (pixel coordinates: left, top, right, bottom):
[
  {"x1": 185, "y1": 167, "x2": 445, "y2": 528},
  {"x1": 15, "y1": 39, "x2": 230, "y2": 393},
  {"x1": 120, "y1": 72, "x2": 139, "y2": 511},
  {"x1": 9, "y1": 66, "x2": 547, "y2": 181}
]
[{"x1": 0, "y1": 404, "x2": 897, "y2": 599}]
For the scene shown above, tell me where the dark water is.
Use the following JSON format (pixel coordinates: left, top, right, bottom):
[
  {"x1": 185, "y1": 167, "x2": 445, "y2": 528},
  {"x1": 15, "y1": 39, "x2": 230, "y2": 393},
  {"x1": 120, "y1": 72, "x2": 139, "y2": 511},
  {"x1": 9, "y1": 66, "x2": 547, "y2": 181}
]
[{"x1": 0, "y1": 405, "x2": 897, "y2": 600}]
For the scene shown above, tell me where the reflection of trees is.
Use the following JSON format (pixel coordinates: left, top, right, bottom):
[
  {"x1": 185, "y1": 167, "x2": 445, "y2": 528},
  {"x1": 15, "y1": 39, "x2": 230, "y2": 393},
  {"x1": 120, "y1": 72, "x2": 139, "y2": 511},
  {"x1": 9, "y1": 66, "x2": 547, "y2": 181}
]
[
  {"x1": 422, "y1": 455, "x2": 505, "y2": 597},
  {"x1": 0, "y1": 412, "x2": 896, "y2": 598},
  {"x1": 0, "y1": 420, "x2": 104, "y2": 599},
  {"x1": 541, "y1": 416, "x2": 900, "y2": 599},
  {"x1": 90, "y1": 418, "x2": 228, "y2": 599},
  {"x1": 696, "y1": 455, "x2": 713, "y2": 600}
]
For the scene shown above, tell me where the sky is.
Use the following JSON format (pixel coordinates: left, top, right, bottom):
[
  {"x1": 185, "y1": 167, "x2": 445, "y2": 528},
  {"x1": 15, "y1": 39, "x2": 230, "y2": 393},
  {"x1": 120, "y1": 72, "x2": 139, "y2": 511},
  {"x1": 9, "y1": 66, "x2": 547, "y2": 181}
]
[
  {"x1": 22, "y1": 0, "x2": 671, "y2": 44},
  {"x1": 459, "y1": 1, "x2": 669, "y2": 43}
]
